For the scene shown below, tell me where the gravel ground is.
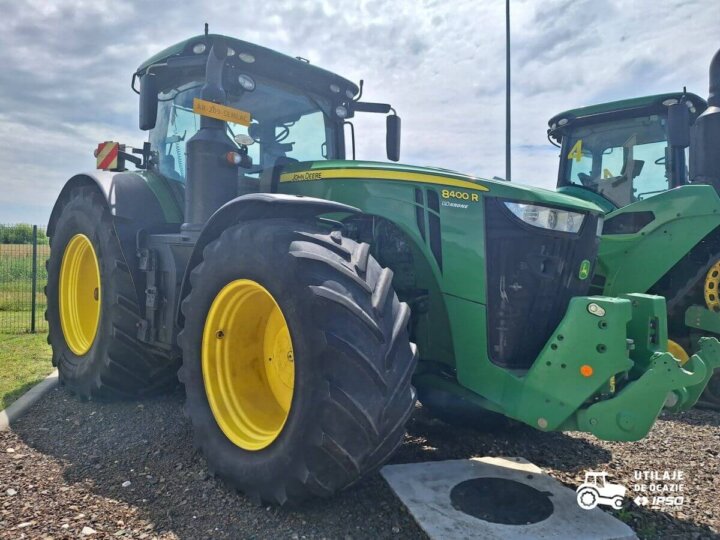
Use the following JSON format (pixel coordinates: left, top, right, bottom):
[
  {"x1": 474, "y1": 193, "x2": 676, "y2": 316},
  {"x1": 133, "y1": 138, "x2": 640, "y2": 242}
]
[{"x1": 1, "y1": 387, "x2": 718, "y2": 539}]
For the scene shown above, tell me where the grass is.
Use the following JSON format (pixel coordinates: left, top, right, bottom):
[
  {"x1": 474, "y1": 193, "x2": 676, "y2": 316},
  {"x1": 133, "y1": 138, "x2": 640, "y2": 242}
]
[
  {"x1": 0, "y1": 332, "x2": 53, "y2": 410},
  {"x1": 0, "y1": 231, "x2": 54, "y2": 408},
  {"x1": 0, "y1": 243, "x2": 49, "y2": 333}
]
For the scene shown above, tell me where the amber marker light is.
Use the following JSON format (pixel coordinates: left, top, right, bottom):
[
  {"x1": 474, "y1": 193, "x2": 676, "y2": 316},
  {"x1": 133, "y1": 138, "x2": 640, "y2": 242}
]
[{"x1": 580, "y1": 365, "x2": 594, "y2": 377}]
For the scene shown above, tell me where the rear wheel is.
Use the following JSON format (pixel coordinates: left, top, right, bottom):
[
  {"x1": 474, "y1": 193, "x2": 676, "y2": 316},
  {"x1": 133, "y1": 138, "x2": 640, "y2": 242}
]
[
  {"x1": 667, "y1": 339, "x2": 689, "y2": 365},
  {"x1": 655, "y1": 249, "x2": 720, "y2": 408},
  {"x1": 698, "y1": 262, "x2": 720, "y2": 406},
  {"x1": 46, "y1": 185, "x2": 179, "y2": 399},
  {"x1": 179, "y1": 218, "x2": 417, "y2": 505}
]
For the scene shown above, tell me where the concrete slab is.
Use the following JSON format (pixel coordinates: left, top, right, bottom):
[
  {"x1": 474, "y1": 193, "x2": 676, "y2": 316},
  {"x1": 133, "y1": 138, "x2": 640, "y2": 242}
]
[
  {"x1": 381, "y1": 457, "x2": 637, "y2": 540},
  {"x1": 0, "y1": 370, "x2": 58, "y2": 431}
]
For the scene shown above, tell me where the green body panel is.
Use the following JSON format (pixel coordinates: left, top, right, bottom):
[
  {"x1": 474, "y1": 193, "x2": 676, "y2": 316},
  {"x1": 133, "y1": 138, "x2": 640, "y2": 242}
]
[
  {"x1": 594, "y1": 185, "x2": 720, "y2": 295},
  {"x1": 557, "y1": 185, "x2": 616, "y2": 213},
  {"x1": 685, "y1": 305, "x2": 720, "y2": 334},
  {"x1": 283, "y1": 160, "x2": 603, "y2": 211},
  {"x1": 272, "y1": 161, "x2": 720, "y2": 441},
  {"x1": 137, "y1": 170, "x2": 184, "y2": 223},
  {"x1": 279, "y1": 160, "x2": 600, "y2": 304}
]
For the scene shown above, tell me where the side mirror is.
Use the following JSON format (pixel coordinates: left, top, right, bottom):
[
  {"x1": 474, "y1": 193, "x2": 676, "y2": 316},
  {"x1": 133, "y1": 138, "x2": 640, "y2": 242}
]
[
  {"x1": 139, "y1": 74, "x2": 158, "y2": 131},
  {"x1": 667, "y1": 102, "x2": 690, "y2": 147},
  {"x1": 386, "y1": 114, "x2": 401, "y2": 162}
]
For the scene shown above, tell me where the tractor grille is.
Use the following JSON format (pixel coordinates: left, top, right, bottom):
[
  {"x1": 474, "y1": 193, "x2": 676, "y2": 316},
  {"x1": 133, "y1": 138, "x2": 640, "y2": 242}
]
[{"x1": 484, "y1": 197, "x2": 600, "y2": 369}]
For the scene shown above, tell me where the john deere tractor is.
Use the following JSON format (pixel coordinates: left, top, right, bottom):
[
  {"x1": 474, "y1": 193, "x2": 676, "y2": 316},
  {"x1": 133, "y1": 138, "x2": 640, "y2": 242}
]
[
  {"x1": 46, "y1": 33, "x2": 719, "y2": 505},
  {"x1": 549, "y1": 48, "x2": 720, "y2": 407}
]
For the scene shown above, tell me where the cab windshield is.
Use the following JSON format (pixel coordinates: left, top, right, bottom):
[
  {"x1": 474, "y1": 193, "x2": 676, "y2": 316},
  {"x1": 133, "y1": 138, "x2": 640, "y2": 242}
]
[
  {"x1": 149, "y1": 77, "x2": 340, "y2": 182},
  {"x1": 561, "y1": 115, "x2": 670, "y2": 207}
]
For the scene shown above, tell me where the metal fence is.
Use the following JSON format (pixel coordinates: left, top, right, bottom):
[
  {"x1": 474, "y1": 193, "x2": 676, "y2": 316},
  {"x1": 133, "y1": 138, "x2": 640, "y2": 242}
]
[{"x1": 0, "y1": 225, "x2": 49, "y2": 334}]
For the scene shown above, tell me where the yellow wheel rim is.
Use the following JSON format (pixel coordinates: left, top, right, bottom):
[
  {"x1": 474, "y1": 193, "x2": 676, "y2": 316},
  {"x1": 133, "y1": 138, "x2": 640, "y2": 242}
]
[
  {"x1": 667, "y1": 339, "x2": 690, "y2": 366},
  {"x1": 704, "y1": 261, "x2": 720, "y2": 312},
  {"x1": 202, "y1": 279, "x2": 295, "y2": 451},
  {"x1": 59, "y1": 234, "x2": 101, "y2": 356}
]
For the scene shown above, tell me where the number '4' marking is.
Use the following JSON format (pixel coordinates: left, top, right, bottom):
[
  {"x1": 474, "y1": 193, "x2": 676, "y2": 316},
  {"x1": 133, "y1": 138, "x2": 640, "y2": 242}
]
[{"x1": 568, "y1": 140, "x2": 583, "y2": 162}]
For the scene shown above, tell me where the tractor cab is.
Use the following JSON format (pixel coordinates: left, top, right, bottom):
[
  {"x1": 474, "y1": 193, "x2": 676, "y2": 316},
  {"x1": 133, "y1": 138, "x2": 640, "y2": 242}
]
[
  {"x1": 549, "y1": 93, "x2": 707, "y2": 211},
  {"x1": 133, "y1": 34, "x2": 400, "y2": 194}
]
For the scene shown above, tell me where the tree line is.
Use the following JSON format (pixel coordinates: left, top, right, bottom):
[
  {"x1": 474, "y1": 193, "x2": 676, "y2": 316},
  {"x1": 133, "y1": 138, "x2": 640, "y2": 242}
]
[{"x1": 0, "y1": 224, "x2": 49, "y2": 245}]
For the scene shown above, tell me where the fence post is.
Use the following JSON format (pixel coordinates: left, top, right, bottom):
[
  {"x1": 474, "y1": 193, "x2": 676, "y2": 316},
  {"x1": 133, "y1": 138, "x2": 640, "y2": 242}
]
[{"x1": 31, "y1": 225, "x2": 38, "y2": 333}]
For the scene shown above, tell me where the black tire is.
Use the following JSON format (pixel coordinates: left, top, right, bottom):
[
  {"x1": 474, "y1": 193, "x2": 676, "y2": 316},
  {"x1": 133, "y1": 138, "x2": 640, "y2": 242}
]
[
  {"x1": 651, "y1": 245, "x2": 720, "y2": 408},
  {"x1": 417, "y1": 385, "x2": 510, "y2": 431},
  {"x1": 178, "y1": 218, "x2": 417, "y2": 505},
  {"x1": 46, "y1": 185, "x2": 179, "y2": 399}
]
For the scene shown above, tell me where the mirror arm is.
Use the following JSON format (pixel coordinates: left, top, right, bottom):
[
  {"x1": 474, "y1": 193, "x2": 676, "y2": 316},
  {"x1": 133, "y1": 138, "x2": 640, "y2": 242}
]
[
  {"x1": 351, "y1": 101, "x2": 392, "y2": 114},
  {"x1": 344, "y1": 121, "x2": 356, "y2": 160}
]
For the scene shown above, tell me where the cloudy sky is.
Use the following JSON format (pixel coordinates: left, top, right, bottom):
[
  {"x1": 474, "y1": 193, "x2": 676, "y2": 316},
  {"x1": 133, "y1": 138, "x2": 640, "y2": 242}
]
[{"x1": 0, "y1": 0, "x2": 718, "y2": 224}]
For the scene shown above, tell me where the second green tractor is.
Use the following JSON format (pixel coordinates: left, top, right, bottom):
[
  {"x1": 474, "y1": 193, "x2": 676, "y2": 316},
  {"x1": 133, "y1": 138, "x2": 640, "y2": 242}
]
[{"x1": 549, "y1": 47, "x2": 720, "y2": 407}]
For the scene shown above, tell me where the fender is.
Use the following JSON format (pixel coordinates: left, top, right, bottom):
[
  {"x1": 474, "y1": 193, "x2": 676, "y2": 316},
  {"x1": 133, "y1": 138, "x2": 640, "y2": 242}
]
[
  {"x1": 47, "y1": 171, "x2": 184, "y2": 307},
  {"x1": 176, "y1": 193, "x2": 359, "y2": 326}
]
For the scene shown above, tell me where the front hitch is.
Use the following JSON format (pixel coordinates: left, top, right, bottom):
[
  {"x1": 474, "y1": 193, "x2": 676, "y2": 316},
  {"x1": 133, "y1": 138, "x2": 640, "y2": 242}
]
[
  {"x1": 501, "y1": 293, "x2": 720, "y2": 441},
  {"x1": 574, "y1": 337, "x2": 720, "y2": 440},
  {"x1": 664, "y1": 337, "x2": 720, "y2": 411}
]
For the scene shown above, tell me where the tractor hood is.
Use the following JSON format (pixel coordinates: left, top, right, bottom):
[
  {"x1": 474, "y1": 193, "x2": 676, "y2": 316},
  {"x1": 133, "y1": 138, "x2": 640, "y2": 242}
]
[{"x1": 281, "y1": 160, "x2": 605, "y2": 216}]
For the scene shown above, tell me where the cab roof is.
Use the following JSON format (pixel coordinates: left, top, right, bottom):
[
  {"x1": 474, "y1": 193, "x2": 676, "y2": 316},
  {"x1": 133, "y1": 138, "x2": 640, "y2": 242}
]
[
  {"x1": 548, "y1": 92, "x2": 707, "y2": 130},
  {"x1": 135, "y1": 34, "x2": 359, "y2": 98}
]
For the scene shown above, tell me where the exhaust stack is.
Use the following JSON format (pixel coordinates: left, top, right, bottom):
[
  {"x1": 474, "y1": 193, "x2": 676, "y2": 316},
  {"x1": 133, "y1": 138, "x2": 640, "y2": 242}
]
[
  {"x1": 690, "y1": 48, "x2": 720, "y2": 188},
  {"x1": 182, "y1": 40, "x2": 238, "y2": 236}
]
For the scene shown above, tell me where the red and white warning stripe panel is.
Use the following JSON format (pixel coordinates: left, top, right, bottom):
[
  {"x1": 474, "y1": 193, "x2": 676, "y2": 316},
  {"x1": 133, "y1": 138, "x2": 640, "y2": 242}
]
[{"x1": 94, "y1": 141, "x2": 121, "y2": 171}]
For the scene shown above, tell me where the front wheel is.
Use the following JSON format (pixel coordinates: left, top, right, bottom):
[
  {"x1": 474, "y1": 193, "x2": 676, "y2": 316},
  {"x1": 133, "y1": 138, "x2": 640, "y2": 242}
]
[{"x1": 179, "y1": 218, "x2": 417, "y2": 505}]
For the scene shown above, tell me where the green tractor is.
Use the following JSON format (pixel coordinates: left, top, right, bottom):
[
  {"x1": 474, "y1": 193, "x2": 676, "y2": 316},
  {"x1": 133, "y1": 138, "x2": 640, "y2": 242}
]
[
  {"x1": 46, "y1": 33, "x2": 719, "y2": 505},
  {"x1": 549, "y1": 48, "x2": 720, "y2": 407}
]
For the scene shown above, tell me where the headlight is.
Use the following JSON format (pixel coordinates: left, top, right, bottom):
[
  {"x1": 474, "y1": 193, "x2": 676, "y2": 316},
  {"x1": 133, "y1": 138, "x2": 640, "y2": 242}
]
[{"x1": 503, "y1": 201, "x2": 585, "y2": 233}]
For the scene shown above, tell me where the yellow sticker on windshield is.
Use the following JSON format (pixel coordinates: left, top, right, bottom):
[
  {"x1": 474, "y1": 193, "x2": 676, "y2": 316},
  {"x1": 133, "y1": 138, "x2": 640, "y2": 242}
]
[
  {"x1": 193, "y1": 98, "x2": 251, "y2": 126},
  {"x1": 568, "y1": 139, "x2": 583, "y2": 162}
]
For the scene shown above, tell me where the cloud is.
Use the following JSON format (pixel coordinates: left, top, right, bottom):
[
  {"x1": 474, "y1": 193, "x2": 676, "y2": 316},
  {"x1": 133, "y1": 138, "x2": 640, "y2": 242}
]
[{"x1": 0, "y1": 0, "x2": 718, "y2": 224}]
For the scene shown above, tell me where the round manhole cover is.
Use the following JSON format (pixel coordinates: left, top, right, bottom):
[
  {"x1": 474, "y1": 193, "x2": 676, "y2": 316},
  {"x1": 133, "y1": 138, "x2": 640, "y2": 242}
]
[{"x1": 450, "y1": 477, "x2": 553, "y2": 525}]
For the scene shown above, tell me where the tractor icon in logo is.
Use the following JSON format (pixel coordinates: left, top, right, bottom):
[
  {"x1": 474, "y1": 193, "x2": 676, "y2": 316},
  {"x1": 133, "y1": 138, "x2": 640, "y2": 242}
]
[{"x1": 576, "y1": 472, "x2": 626, "y2": 510}]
